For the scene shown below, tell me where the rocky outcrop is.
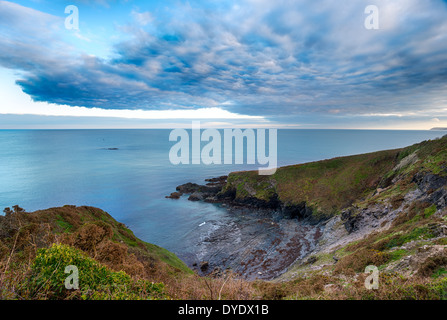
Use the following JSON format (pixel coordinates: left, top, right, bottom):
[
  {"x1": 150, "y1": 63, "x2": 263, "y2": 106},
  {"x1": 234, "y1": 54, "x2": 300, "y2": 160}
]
[
  {"x1": 167, "y1": 177, "x2": 325, "y2": 224},
  {"x1": 165, "y1": 192, "x2": 182, "y2": 199},
  {"x1": 340, "y1": 170, "x2": 447, "y2": 236},
  {"x1": 341, "y1": 204, "x2": 391, "y2": 234},
  {"x1": 386, "y1": 245, "x2": 447, "y2": 277},
  {"x1": 166, "y1": 176, "x2": 228, "y2": 202},
  {"x1": 412, "y1": 171, "x2": 447, "y2": 208},
  {"x1": 279, "y1": 202, "x2": 324, "y2": 223},
  {"x1": 167, "y1": 176, "x2": 328, "y2": 279},
  {"x1": 168, "y1": 135, "x2": 447, "y2": 281}
]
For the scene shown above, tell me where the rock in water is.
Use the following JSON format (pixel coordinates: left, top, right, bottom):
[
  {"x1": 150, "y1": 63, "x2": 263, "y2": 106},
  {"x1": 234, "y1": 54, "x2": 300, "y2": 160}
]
[
  {"x1": 200, "y1": 261, "x2": 209, "y2": 272},
  {"x1": 166, "y1": 192, "x2": 182, "y2": 199},
  {"x1": 188, "y1": 192, "x2": 203, "y2": 201}
]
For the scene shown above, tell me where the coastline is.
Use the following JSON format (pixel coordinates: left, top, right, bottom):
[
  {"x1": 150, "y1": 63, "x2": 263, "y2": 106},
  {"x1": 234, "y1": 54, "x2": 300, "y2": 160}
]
[
  {"x1": 1, "y1": 135, "x2": 447, "y2": 300},
  {"x1": 166, "y1": 135, "x2": 447, "y2": 282},
  {"x1": 167, "y1": 177, "x2": 324, "y2": 280}
]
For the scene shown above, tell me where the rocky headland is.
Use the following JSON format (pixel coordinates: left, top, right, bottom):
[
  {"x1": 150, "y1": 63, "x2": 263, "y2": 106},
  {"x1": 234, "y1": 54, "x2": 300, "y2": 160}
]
[
  {"x1": 167, "y1": 135, "x2": 447, "y2": 286},
  {"x1": 2, "y1": 135, "x2": 447, "y2": 300}
]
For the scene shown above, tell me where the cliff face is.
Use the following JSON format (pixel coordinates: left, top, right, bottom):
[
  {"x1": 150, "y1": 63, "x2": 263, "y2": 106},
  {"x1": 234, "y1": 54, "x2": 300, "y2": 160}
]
[
  {"x1": 221, "y1": 135, "x2": 447, "y2": 223},
  {"x1": 167, "y1": 136, "x2": 447, "y2": 279},
  {"x1": 274, "y1": 135, "x2": 447, "y2": 283},
  {"x1": 2, "y1": 135, "x2": 447, "y2": 300},
  {"x1": 173, "y1": 135, "x2": 447, "y2": 286},
  {"x1": 220, "y1": 148, "x2": 402, "y2": 223}
]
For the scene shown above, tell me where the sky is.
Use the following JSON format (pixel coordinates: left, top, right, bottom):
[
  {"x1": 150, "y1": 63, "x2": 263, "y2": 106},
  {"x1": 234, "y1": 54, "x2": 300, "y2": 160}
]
[{"x1": 0, "y1": 0, "x2": 447, "y2": 129}]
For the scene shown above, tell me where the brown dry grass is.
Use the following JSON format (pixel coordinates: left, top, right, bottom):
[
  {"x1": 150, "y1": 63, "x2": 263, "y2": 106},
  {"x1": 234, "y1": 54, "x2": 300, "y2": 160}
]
[
  {"x1": 418, "y1": 249, "x2": 447, "y2": 278},
  {"x1": 0, "y1": 207, "x2": 260, "y2": 300},
  {"x1": 334, "y1": 248, "x2": 390, "y2": 274}
]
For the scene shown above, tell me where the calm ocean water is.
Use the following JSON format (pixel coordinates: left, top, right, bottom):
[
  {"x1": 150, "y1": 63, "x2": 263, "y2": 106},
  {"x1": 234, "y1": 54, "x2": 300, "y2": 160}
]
[{"x1": 0, "y1": 129, "x2": 445, "y2": 260}]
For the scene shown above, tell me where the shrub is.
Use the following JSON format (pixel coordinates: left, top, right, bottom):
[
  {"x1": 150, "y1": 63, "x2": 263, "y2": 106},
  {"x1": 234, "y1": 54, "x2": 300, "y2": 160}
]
[
  {"x1": 73, "y1": 222, "x2": 113, "y2": 253},
  {"x1": 432, "y1": 268, "x2": 447, "y2": 279},
  {"x1": 385, "y1": 227, "x2": 435, "y2": 249},
  {"x1": 418, "y1": 250, "x2": 447, "y2": 278},
  {"x1": 334, "y1": 248, "x2": 390, "y2": 273},
  {"x1": 424, "y1": 205, "x2": 437, "y2": 218},
  {"x1": 28, "y1": 244, "x2": 166, "y2": 300},
  {"x1": 390, "y1": 195, "x2": 405, "y2": 209},
  {"x1": 389, "y1": 249, "x2": 409, "y2": 262}
]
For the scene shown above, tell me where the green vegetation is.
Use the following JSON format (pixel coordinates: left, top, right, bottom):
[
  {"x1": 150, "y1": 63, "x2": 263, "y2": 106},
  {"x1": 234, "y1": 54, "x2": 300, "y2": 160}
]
[
  {"x1": 432, "y1": 268, "x2": 447, "y2": 279},
  {"x1": 29, "y1": 244, "x2": 165, "y2": 300},
  {"x1": 1, "y1": 135, "x2": 447, "y2": 300},
  {"x1": 222, "y1": 135, "x2": 447, "y2": 222},
  {"x1": 223, "y1": 149, "x2": 401, "y2": 220},
  {"x1": 0, "y1": 205, "x2": 257, "y2": 300},
  {"x1": 35, "y1": 205, "x2": 193, "y2": 274},
  {"x1": 425, "y1": 205, "x2": 437, "y2": 218},
  {"x1": 388, "y1": 249, "x2": 410, "y2": 262},
  {"x1": 385, "y1": 226, "x2": 436, "y2": 249},
  {"x1": 325, "y1": 204, "x2": 443, "y2": 276}
]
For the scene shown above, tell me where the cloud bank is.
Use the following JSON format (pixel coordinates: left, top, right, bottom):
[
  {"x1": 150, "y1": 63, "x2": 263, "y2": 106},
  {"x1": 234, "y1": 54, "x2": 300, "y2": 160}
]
[{"x1": 1, "y1": 0, "x2": 447, "y2": 123}]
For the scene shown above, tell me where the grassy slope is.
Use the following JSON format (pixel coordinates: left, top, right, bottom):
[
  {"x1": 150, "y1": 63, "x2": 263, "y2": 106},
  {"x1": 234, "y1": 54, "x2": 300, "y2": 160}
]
[
  {"x1": 330, "y1": 134, "x2": 447, "y2": 271},
  {"x1": 32, "y1": 205, "x2": 193, "y2": 274},
  {"x1": 0, "y1": 205, "x2": 258, "y2": 300},
  {"x1": 0, "y1": 205, "x2": 199, "y2": 299},
  {"x1": 265, "y1": 135, "x2": 447, "y2": 299},
  {"x1": 358, "y1": 135, "x2": 447, "y2": 208},
  {"x1": 222, "y1": 135, "x2": 447, "y2": 220},
  {"x1": 1, "y1": 135, "x2": 446, "y2": 300}
]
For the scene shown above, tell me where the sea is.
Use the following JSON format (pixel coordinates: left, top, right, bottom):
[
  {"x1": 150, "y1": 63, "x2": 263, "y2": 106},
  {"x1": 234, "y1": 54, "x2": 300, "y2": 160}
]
[{"x1": 0, "y1": 129, "x2": 445, "y2": 271}]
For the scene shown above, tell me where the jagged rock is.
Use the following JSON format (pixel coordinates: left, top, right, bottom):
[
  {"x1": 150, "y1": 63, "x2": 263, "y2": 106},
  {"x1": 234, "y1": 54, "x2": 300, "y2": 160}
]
[
  {"x1": 205, "y1": 176, "x2": 228, "y2": 186},
  {"x1": 166, "y1": 192, "x2": 182, "y2": 199},
  {"x1": 305, "y1": 256, "x2": 317, "y2": 265},
  {"x1": 170, "y1": 176, "x2": 322, "y2": 224},
  {"x1": 188, "y1": 192, "x2": 203, "y2": 201},
  {"x1": 200, "y1": 261, "x2": 209, "y2": 272},
  {"x1": 176, "y1": 182, "x2": 202, "y2": 194},
  {"x1": 412, "y1": 172, "x2": 447, "y2": 194},
  {"x1": 342, "y1": 203, "x2": 392, "y2": 234},
  {"x1": 210, "y1": 267, "x2": 223, "y2": 277},
  {"x1": 341, "y1": 207, "x2": 359, "y2": 233},
  {"x1": 171, "y1": 177, "x2": 228, "y2": 202},
  {"x1": 232, "y1": 194, "x2": 281, "y2": 210},
  {"x1": 427, "y1": 223, "x2": 447, "y2": 237},
  {"x1": 281, "y1": 202, "x2": 308, "y2": 219}
]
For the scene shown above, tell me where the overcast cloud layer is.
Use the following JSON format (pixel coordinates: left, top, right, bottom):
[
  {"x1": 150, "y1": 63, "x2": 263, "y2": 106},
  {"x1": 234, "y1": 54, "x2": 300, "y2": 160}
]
[{"x1": 1, "y1": 0, "x2": 447, "y2": 123}]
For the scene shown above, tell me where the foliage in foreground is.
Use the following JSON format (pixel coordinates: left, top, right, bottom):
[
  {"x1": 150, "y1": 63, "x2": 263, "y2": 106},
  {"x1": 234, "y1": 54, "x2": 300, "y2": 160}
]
[
  {"x1": 0, "y1": 206, "x2": 257, "y2": 300},
  {"x1": 27, "y1": 244, "x2": 166, "y2": 300},
  {"x1": 1, "y1": 135, "x2": 447, "y2": 300}
]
